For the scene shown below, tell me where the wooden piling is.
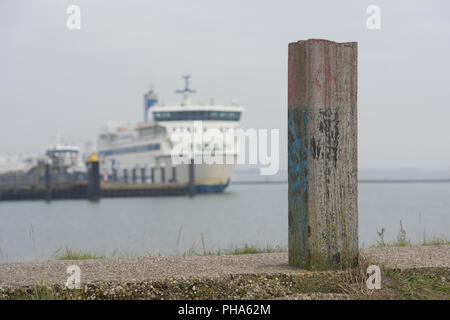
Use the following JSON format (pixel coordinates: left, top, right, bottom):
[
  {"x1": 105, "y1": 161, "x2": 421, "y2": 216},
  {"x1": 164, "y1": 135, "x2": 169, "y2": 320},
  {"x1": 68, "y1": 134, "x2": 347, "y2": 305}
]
[
  {"x1": 161, "y1": 166, "x2": 165, "y2": 183},
  {"x1": 288, "y1": 39, "x2": 358, "y2": 269},
  {"x1": 45, "y1": 163, "x2": 52, "y2": 202},
  {"x1": 123, "y1": 169, "x2": 128, "y2": 183},
  {"x1": 171, "y1": 167, "x2": 177, "y2": 183},
  {"x1": 188, "y1": 159, "x2": 195, "y2": 197},
  {"x1": 151, "y1": 168, "x2": 155, "y2": 184},
  {"x1": 112, "y1": 169, "x2": 118, "y2": 182}
]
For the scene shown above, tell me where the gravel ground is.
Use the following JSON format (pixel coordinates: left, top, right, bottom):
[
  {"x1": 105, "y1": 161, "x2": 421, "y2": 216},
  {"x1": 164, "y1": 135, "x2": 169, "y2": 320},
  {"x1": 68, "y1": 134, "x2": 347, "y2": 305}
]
[
  {"x1": 0, "y1": 253, "x2": 343, "y2": 299},
  {"x1": 276, "y1": 293, "x2": 352, "y2": 300},
  {"x1": 0, "y1": 253, "x2": 297, "y2": 287},
  {"x1": 360, "y1": 245, "x2": 450, "y2": 269},
  {"x1": 0, "y1": 246, "x2": 448, "y2": 299}
]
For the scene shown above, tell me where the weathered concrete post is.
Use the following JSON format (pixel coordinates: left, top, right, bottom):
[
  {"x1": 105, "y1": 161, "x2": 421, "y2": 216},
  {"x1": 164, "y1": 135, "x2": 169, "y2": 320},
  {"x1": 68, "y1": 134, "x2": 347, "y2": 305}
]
[
  {"x1": 87, "y1": 154, "x2": 100, "y2": 201},
  {"x1": 288, "y1": 39, "x2": 358, "y2": 270}
]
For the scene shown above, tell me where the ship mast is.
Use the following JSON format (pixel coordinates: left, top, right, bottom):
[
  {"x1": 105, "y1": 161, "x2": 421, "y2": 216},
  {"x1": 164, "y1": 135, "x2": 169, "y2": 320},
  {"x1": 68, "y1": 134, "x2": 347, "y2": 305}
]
[
  {"x1": 144, "y1": 86, "x2": 158, "y2": 122},
  {"x1": 175, "y1": 74, "x2": 196, "y2": 106}
]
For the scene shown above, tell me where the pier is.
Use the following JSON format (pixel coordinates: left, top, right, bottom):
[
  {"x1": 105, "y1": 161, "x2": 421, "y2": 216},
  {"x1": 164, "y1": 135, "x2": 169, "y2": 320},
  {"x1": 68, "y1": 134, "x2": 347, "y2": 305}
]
[
  {"x1": 0, "y1": 184, "x2": 188, "y2": 201},
  {"x1": 0, "y1": 156, "x2": 193, "y2": 201}
]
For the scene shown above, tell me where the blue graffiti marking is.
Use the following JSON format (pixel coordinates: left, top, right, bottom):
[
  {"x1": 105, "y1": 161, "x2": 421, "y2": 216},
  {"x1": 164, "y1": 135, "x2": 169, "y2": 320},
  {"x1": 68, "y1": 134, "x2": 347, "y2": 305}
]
[
  {"x1": 288, "y1": 108, "x2": 308, "y2": 193},
  {"x1": 288, "y1": 107, "x2": 309, "y2": 236}
]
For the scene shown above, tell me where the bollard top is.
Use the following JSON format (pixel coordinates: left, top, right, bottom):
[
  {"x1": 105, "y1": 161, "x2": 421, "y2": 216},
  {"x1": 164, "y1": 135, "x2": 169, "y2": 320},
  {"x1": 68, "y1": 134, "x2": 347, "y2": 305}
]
[
  {"x1": 87, "y1": 153, "x2": 99, "y2": 162},
  {"x1": 288, "y1": 39, "x2": 357, "y2": 110},
  {"x1": 288, "y1": 38, "x2": 357, "y2": 47}
]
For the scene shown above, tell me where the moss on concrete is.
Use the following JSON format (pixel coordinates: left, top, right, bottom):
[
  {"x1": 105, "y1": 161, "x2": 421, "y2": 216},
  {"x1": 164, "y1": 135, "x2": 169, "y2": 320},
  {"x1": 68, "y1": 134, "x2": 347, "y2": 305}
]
[{"x1": 0, "y1": 271, "x2": 349, "y2": 300}]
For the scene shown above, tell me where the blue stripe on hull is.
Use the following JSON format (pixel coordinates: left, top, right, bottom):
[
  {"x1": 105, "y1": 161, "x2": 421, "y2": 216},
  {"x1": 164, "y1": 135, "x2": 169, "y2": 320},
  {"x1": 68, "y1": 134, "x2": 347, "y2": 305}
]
[{"x1": 195, "y1": 179, "x2": 230, "y2": 193}]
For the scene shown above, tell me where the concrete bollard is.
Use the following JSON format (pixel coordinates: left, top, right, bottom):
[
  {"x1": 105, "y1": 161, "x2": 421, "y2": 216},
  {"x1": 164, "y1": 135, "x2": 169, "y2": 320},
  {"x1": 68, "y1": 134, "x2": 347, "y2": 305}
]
[
  {"x1": 288, "y1": 39, "x2": 358, "y2": 270},
  {"x1": 87, "y1": 154, "x2": 100, "y2": 201}
]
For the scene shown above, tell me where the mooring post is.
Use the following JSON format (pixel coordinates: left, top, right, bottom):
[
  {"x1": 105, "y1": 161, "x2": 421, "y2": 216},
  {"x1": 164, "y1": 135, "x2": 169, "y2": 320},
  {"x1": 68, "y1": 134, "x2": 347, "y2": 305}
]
[
  {"x1": 171, "y1": 166, "x2": 177, "y2": 183},
  {"x1": 141, "y1": 167, "x2": 146, "y2": 184},
  {"x1": 288, "y1": 39, "x2": 358, "y2": 270},
  {"x1": 45, "y1": 162, "x2": 52, "y2": 202},
  {"x1": 87, "y1": 154, "x2": 100, "y2": 201},
  {"x1": 132, "y1": 168, "x2": 137, "y2": 184},
  {"x1": 188, "y1": 158, "x2": 195, "y2": 197},
  {"x1": 150, "y1": 168, "x2": 155, "y2": 184},
  {"x1": 123, "y1": 169, "x2": 128, "y2": 183},
  {"x1": 160, "y1": 165, "x2": 165, "y2": 184},
  {"x1": 112, "y1": 168, "x2": 117, "y2": 182}
]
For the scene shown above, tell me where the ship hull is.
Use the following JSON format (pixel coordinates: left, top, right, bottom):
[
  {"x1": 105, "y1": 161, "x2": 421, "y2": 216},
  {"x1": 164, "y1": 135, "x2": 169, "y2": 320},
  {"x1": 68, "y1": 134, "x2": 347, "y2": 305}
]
[
  {"x1": 174, "y1": 162, "x2": 234, "y2": 193},
  {"x1": 99, "y1": 148, "x2": 236, "y2": 193}
]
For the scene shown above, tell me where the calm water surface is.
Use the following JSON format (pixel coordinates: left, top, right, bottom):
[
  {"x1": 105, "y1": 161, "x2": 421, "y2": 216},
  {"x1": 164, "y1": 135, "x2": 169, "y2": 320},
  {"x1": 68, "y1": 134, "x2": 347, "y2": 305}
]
[{"x1": 0, "y1": 183, "x2": 449, "y2": 262}]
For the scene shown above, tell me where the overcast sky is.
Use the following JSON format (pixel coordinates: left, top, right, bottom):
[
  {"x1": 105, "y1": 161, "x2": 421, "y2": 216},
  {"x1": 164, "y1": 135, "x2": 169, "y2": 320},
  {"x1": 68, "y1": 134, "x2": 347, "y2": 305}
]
[{"x1": 1, "y1": 0, "x2": 449, "y2": 170}]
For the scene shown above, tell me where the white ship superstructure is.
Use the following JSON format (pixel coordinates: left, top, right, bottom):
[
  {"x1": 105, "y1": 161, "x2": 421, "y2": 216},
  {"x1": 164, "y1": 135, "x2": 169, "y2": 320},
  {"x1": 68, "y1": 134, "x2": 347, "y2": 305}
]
[
  {"x1": 0, "y1": 140, "x2": 86, "y2": 189},
  {"x1": 45, "y1": 143, "x2": 86, "y2": 174},
  {"x1": 98, "y1": 76, "x2": 243, "y2": 192}
]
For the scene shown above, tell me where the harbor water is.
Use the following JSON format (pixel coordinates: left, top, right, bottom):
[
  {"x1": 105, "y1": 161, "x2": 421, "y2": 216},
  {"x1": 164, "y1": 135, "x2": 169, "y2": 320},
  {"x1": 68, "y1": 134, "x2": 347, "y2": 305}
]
[{"x1": 0, "y1": 182, "x2": 449, "y2": 262}]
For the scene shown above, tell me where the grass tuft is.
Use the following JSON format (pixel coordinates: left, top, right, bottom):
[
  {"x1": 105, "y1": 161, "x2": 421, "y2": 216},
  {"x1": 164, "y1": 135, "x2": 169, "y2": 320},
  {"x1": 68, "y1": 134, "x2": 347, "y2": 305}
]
[
  {"x1": 421, "y1": 236, "x2": 450, "y2": 246},
  {"x1": 55, "y1": 247, "x2": 104, "y2": 260},
  {"x1": 4, "y1": 283, "x2": 59, "y2": 300},
  {"x1": 220, "y1": 244, "x2": 286, "y2": 255},
  {"x1": 370, "y1": 220, "x2": 450, "y2": 248},
  {"x1": 385, "y1": 268, "x2": 450, "y2": 300},
  {"x1": 52, "y1": 244, "x2": 287, "y2": 260}
]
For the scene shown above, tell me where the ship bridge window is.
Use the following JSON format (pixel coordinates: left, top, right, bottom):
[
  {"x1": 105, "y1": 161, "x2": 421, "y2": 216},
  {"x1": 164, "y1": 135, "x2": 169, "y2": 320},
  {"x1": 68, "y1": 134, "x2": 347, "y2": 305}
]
[{"x1": 153, "y1": 111, "x2": 241, "y2": 122}]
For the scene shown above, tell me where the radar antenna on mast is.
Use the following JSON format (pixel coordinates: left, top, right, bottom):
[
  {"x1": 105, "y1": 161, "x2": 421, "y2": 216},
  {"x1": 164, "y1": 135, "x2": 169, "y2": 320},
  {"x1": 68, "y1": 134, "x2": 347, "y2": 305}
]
[
  {"x1": 175, "y1": 75, "x2": 196, "y2": 105},
  {"x1": 175, "y1": 74, "x2": 196, "y2": 95}
]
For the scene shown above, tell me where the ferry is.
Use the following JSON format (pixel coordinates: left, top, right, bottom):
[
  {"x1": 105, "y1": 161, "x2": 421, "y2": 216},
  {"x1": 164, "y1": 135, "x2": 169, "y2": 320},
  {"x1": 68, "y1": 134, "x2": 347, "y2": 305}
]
[{"x1": 97, "y1": 76, "x2": 244, "y2": 193}]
